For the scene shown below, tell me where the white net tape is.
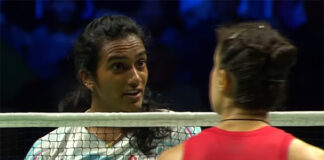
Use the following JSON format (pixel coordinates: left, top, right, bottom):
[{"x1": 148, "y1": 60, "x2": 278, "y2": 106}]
[{"x1": 1, "y1": 111, "x2": 323, "y2": 127}]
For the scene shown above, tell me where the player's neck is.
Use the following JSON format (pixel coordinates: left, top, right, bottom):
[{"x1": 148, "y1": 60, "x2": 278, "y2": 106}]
[
  {"x1": 218, "y1": 107, "x2": 269, "y2": 131},
  {"x1": 87, "y1": 127, "x2": 124, "y2": 146}
]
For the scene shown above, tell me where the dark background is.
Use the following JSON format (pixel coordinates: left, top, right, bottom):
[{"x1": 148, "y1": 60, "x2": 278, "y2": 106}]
[{"x1": 0, "y1": 0, "x2": 323, "y2": 159}]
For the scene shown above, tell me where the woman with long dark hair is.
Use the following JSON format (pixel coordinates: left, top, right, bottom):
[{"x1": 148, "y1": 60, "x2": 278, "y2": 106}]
[{"x1": 26, "y1": 15, "x2": 200, "y2": 160}]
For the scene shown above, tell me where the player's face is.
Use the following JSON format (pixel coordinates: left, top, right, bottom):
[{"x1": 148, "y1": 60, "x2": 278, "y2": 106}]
[{"x1": 92, "y1": 35, "x2": 148, "y2": 112}]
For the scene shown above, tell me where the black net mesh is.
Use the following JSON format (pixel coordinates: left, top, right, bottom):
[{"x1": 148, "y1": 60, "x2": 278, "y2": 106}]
[{"x1": 1, "y1": 126, "x2": 200, "y2": 160}]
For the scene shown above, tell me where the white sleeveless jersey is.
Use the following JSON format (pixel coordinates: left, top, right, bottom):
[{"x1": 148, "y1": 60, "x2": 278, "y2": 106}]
[{"x1": 25, "y1": 126, "x2": 200, "y2": 160}]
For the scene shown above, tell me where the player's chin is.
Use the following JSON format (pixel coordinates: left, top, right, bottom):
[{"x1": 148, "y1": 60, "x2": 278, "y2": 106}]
[{"x1": 124, "y1": 101, "x2": 143, "y2": 112}]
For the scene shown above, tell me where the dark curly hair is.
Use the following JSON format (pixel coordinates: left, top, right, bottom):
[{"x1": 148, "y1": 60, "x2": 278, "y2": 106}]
[
  {"x1": 215, "y1": 22, "x2": 297, "y2": 111},
  {"x1": 59, "y1": 15, "x2": 170, "y2": 156}
]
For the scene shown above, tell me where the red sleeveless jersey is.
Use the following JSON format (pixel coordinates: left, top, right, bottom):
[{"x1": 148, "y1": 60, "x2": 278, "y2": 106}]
[{"x1": 183, "y1": 126, "x2": 294, "y2": 160}]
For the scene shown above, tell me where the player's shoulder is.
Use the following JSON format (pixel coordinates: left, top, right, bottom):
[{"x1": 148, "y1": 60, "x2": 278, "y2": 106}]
[
  {"x1": 158, "y1": 143, "x2": 184, "y2": 160},
  {"x1": 155, "y1": 109, "x2": 202, "y2": 135},
  {"x1": 288, "y1": 138, "x2": 324, "y2": 160},
  {"x1": 39, "y1": 127, "x2": 76, "y2": 139}
]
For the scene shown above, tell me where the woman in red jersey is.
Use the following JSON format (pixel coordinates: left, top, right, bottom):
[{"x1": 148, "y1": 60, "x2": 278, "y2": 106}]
[{"x1": 159, "y1": 22, "x2": 324, "y2": 160}]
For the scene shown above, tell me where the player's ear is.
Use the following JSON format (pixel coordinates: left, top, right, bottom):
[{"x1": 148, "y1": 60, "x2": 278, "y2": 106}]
[
  {"x1": 216, "y1": 69, "x2": 233, "y2": 96},
  {"x1": 79, "y1": 70, "x2": 95, "y2": 91}
]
